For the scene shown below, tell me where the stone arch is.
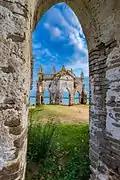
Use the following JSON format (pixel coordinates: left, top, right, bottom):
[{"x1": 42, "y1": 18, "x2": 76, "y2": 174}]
[{"x1": 0, "y1": 0, "x2": 120, "y2": 179}]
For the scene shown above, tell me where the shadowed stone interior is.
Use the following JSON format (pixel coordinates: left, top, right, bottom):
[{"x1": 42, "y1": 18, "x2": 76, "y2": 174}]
[{"x1": 0, "y1": 0, "x2": 120, "y2": 179}]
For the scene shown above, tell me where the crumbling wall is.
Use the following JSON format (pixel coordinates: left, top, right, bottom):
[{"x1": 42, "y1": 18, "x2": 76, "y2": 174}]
[{"x1": 36, "y1": 70, "x2": 85, "y2": 105}]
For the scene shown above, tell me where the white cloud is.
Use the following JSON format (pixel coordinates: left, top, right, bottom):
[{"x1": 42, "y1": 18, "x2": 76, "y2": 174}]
[
  {"x1": 44, "y1": 23, "x2": 50, "y2": 29},
  {"x1": 32, "y1": 47, "x2": 53, "y2": 60},
  {"x1": 44, "y1": 22, "x2": 62, "y2": 38},
  {"x1": 52, "y1": 27, "x2": 61, "y2": 37},
  {"x1": 44, "y1": 4, "x2": 87, "y2": 54},
  {"x1": 66, "y1": 57, "x2": 89, "y2": 77},
  {"x1": 69, "y1": 32, "x2": 84, "y2": 50},
  {"x1": 32, "y1": 42, "x2": 42, "y2": 49},
  {"x1": 32, "y1": 3, "x2": 89, "y2": 76}
]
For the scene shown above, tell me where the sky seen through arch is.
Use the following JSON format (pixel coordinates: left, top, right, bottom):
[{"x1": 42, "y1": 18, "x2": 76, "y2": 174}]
[{"x1": 30, "y1": 2, "x2": 89, "y2": 100}]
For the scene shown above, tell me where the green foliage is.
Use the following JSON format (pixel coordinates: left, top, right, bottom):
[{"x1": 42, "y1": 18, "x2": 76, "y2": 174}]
[
  {"x1": 27, "y1": 119, "x2": 57, "y2": 163},
  {"x1": 26, "y1": 106, "x2": 90, "y2": 180}
]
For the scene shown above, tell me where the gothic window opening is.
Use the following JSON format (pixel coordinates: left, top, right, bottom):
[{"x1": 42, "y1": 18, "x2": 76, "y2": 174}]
[
  {"x1": 74, "y1": 91, "x2": 80, "y2": 104},
  {"x1": 62, "y1": 88, "x2": 70, "y2": 105},
  {"x1": 44, "y1": 90, "x2": 50, "y2": 104}
]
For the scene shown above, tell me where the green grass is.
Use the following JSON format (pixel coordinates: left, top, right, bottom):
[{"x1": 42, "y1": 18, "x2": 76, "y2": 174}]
[
  {"x1": 28, "y1": 104, "x2": 89, "y2": 124},
  {"x1": 26, "y1": 106, "x2": 90, "y2": 180}
]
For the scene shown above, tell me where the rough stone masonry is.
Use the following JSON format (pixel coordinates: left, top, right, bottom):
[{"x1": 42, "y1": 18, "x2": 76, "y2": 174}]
[{"x1": 0, "y1": 0, "x2": 120, "y2": 179}]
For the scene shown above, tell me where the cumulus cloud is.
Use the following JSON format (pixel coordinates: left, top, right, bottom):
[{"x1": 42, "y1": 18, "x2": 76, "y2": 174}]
[
  {"x1": 68, "y1": 32, "x2": 85, "y2": 52},
  {"x1": 52, "y1": 27, "x2": 61, "y2": 37},
  {"x1": 32, "y1": 42, "x2": 42, "y2": 49},
  {"x1": 32, "y1": 42, "x2": 53, "y2": 60},
  {"x1": 31, "y1": 2, "x2": 89, "y2": 95},
  {"x1": 43, "y1": 4, "x2": 87, "y2": 54},
  {"x1": 66, "y1": 57, "x2": 89, "y2": 77},
  {"x1": 44, "y1": 22, "x2": 62, "y2": 38}
]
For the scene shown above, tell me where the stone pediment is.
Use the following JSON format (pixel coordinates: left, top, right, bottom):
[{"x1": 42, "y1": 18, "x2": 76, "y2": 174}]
[{"x1": 55, "y1": 69, "x2": 76, "y2": 80}]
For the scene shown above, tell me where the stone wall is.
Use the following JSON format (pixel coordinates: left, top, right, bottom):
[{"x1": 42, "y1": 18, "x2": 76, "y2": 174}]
[{"x1": 0, "y1": 0, "x2": 120, "y2": 179}]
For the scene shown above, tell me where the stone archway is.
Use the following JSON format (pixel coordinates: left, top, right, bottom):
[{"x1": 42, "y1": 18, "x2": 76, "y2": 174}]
[{"x1": 0, "y1": 0, "x2": 120, "y2": 179}]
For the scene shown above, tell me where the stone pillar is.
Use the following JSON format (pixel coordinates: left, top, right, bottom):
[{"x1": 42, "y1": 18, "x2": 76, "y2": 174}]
[
  {"x1": 89, "y1": 42, "x2": 111, "y2": 180},
  {"x1": 59, "y1": 91, "x2": 63, "y2": 104},
  {"x1": 79, "y1": 97, "x2": 81, "y2": 104},
  {"x1": 69, "y1": 93, "x2": 74, "y2": 106},
  {"x1": 50, "y1": 92, "x2": 52, "y2": 104},
  {"x1": 81, "y1": 84, "x2": 87, "y2": 104},
  {"x1": 50, "y1": 92, "x2": 55, "y2": 104},
  {"x1": 55, "y1": 90, "x2": 60, "y2": 104},
  {"x1": 40, "y1": 92, "x2": 44, "y2": 104},
  {"x1": 36, "y1": 82, "x2": 44, "y2": 105},
  {"x1": 78, "y1": 92, "x2": 81, "y2": 104},
  {"x1": 81, "y1": 93, "x2": 87, "y2": 104},
  {"x1": 0, "y1": 1, "x2": 31, "y2": 179}
]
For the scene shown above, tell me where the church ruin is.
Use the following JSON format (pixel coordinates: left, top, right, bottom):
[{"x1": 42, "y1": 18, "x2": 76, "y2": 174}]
[{"x1": 36, "y1": 66, "x2": 87, "y2": 105}]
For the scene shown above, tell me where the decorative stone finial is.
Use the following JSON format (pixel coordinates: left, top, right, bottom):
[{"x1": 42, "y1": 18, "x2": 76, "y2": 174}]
[
  {"x1": 83, "y1": 83, "x2": 85, "y2": 91},
  {"x1": 39, "y1": 65, "x2": 42, "y2": 74},
  {"x1": 80, "y1": 71, "x2": 84, "y2": 79},
  {"x1": 52, "y1": 65, "x2": 56, "y2": 74},
  {"x1": 62, "y1": 65, "x2": 65, "y2": 71}
]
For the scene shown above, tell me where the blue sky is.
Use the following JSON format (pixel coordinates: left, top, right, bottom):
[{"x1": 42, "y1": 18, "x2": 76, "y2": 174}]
[{"x1": 31, "y1": 2, "x2": 89, "y2": 96}]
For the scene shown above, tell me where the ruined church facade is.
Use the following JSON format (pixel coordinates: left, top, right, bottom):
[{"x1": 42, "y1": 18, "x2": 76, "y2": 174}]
[{"x1": 36, "y1": 66, "x2": 87, "y2": 105}]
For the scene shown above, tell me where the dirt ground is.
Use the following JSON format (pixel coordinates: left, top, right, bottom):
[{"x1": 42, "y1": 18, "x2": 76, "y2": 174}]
[{"x1": 29, "y1": 104, "x2": 89, "y2": 124}]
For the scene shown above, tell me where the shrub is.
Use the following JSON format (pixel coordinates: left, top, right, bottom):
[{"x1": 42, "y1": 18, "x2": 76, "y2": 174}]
[{"x1": 27, "y1": 110, "x2": 58, "y2": 163}]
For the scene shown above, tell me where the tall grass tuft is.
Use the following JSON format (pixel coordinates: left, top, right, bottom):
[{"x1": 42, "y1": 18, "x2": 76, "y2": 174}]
[{"x1": 27, "y1": 109, "x2": 58, "y2": 163}]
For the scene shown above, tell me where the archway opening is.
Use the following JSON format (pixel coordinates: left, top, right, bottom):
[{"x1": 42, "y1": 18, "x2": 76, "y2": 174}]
[
  {"x1": 44, "y1": 90, "x2": 50, "y2": 104},
  {"x1": 27, "y1": 2, "x2": 89, "y2": 180},
  {"x1": 74, "y1": 91, "x2": 80, "y2": 104},
  {"x1": 62, "y1": 88, "x2": 70, "y2": 105}
]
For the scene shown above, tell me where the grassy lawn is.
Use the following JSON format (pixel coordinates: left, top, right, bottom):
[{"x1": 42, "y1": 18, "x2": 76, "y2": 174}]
[
  {"x1": 26, "y1": 105, "x2": 90, "y2": 180},
  {"x1": 28, "y1": 104, "x2": 89, "y2": 124}
]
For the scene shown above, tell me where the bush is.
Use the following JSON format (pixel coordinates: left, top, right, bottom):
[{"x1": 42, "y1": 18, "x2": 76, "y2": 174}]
[{"x1": 27, "y1": 120, "x2": 57, "y2": 163}]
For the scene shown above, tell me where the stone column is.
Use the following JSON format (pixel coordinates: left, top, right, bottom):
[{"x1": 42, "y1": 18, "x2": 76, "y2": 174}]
[
  {"x1": 40, "y1": 92, "x2": 44, "y2": 104},
  {"x1": 55, "y1": 90, "x2": 60, "y2": 104},
  {"x1": 59, "y1": 91, "x2": 63, "y2": 104},
  {"x1": 69, "y1": 93, "x2": 74, "y2": 106},
  {"x1": 81, "y1": 93, "x2": 87, "y2": 104},
  {"x1": 78, "y1": 93, "x2": 81, "y2": 104},
  {"x1": 50, "y1": 92, "x2": 54, "y2": 104},
  {"x1": 50, "y1": 92, "x2": 55, "y2": 104},
  {"x1": 50, "y1": 92, "x2": 52, "y2": 104},
  {"x1": 0, "y1": 1, "x2": 31, "y2": 179},
  {"x1": 36, "y1": 82, "x2": 44, "y2": 105},
  {"x1": 89, "y1": 43, "x2": 108, "y2": 180}
]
